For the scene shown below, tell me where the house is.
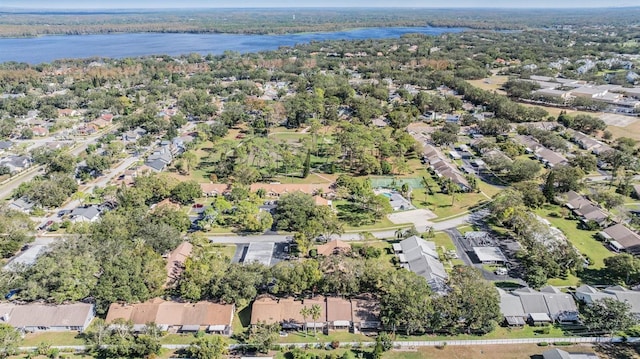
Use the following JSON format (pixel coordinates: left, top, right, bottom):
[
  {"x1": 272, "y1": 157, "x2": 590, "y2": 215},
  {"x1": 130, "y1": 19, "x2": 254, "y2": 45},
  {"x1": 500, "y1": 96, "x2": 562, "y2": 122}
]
[
  {"x1": 534, "y1": 148, "x2": 567, "y2": 168},
  {"x1": 77, "y1": 124, "x2": 98, "y2": 136},
  {"x1": 165, "y1": 241, "x2": 193, "y2": 287},
  {"x1": 542, "y1": 348, "x2": 599, "y2": 359},
  {"x1": 317, "y1": 239, "x2": 351, "y2": 256},
  {"x1": 596, "y1": 285, "x2": 640, "y2": 318},
  {"x1": 496, "y1": 288, "x2": 526, "y2": 326},
  {"x1": 0, "y1": 141, "x2": 12, "y2": 153},
  {"x1": 106, "y1": 298, "x2": 235, "y2": 335},
  {"x1": 0, "y1": 155, "x2": 31, "y2": 174},
  {"x1": 540, "y1": 286, "x2": 580, "y2": 323},
  {"x1": 314, "y1": 195, "x2": 332, "y2": 207},
  {"x1": 351, "y1": 296, "x2": 381, "y2": 332},
  {"x1": 498, "y1": 286, "x2": 579, "y2": 326},
  {"x1": 69, "y1": 205, "x2": 101, "y2": 223},
  {"x1": 473, "y1": 247, "x2": 507, "y2": 265},
  {"x1": 57, "y1": 109, "x2": 78, "y2": 117},
  {"x1": 423, "y1": 145, "x2": 471, "y2": 191},
  {"x1": 575, "y1": 285, "x2": 617, "y2": 304},
  {"x1": 31, "y1": 126, "x2": 48, "y2": 137},
  {"x1": 633, "y1": 184, "x2": 640, "y2": 200},
  {"x1": 122, "y1": 127, "x2": 147, "y2": 142},
  {"x1": 144, "y1": 159, "x2": 167, "y2": 173},
  {"x1": 250, "y1": 295, "x2": 380, "y2": 333},
  {"x1": 201, "y1": 183, "x2": 230, "y2": 197},
  {"x1": 393, "y1": 236, "x2": 448, "y2": 293},
  {"x1": 534, "y1": 88, "x2": 572, "y2": 101},
  {"x1": 571, "y1": 132, "x2": 605, "y2": 153},
  {"x1": 0, "y1": 303, "x2": 95, "y2": 332},
  {"x1": 513, "y1": 135, "x2": 544, "y2": 154},
  {"x1": 8, "y1": 197, "x2": 34, "y2": 213},
  {"x1": 562, "y1": 191, "x2": 609, "y2": 226},
  {"x1": 249, "y1": 183, "x2": 335, "y2": 198},
  {"x1": 599, "y1": 223, "x2": 640, "y2": 254},
  {"x1": 570, "y1": 86, "x2": 608, "y2": 98},
  {"x1": 325, "y1": 297, "x2": 353, "y2": 331}
]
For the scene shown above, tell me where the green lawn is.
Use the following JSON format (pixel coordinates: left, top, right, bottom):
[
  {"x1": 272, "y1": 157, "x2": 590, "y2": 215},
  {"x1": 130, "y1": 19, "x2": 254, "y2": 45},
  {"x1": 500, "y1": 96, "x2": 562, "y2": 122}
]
[
  {"x1": 279, "y1": 331, "x2": 374, "y2": 344},
  {"x1": 22, "y1": 332, "x2": 85, "y2": 346},
  {"x1": 160, "y1": 334, "x2": 197, "y2": 345},
  {"x1": 395, "y1": 324, "x2": 568, "y2": 341},
  {"x1": 344, "y1": 217, "x2": 410, "y2": 232},
  {"x1": 535, "y1": 205, "x2": 613, "y2": 269}
]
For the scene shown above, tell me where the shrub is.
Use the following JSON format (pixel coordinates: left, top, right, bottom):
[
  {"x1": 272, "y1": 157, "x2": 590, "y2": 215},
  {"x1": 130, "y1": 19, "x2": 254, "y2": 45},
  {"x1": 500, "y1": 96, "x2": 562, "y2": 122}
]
[
  {"x1": 330, "y1": 340, "x2": 340, "y2": 349},
  {"x1": 537, "y1": 342, "x2": 549, "y2": 347},
  {"x1": 553, "y1": 342, "x2": 572, "y2": 346}
]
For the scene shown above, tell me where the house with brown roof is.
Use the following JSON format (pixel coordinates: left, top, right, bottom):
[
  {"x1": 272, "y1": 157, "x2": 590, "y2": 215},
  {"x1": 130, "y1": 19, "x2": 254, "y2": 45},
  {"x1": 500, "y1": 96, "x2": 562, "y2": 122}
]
[
  {"x1": 164, "y1": 241, "x2": 193, "y2": 287},
  {"x1": 314, "y1": 195, "x2": 332, "y2": 207},
  {"x1": 106, "y1": 298, "x2": 234, "y2": 335},
  {"x1": 249, "y1": 183, "x2": 335, "y2": 198},
  {"x1": 57, "y1": 109, "x2": 78, "y2": 117},
  {"x1": 317, "y1": 239, "x2": 351, "y2": 257},
  {"x1": 0, "y1": 303, "x2": 94, "y2": 332},
  {"x1": 250, "y1": 295, "x2": 380, "y2": 333},
  {"x1": 31, "y1": 126, "x2": 48, "y2": 137},
  {"x1": 201, "y1": 183, "x2": 230, "y2": 197},
  {"x1": 600, "y1": 223, "x2": 640, "y2": 255}
]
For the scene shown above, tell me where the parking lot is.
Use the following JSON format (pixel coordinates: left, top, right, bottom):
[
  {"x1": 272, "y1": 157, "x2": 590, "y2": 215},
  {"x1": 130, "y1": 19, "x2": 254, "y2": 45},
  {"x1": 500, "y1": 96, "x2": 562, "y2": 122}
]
[
  {"x1": 444, "y1": 228, "x2": 525, "y2": 284},
  {"x1": 231, "y1": 241, "x2": 292, "y2": 267}
]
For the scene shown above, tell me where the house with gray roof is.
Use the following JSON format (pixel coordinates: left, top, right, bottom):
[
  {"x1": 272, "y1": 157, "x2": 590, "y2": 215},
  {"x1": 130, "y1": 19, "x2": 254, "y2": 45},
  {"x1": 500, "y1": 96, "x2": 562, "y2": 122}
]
[
  {"x1": 599, "y1": 223, "x2": 640, "y2": 255},
  {"x1": 394, "y1": 236, "x2": 448, "y2": 293},
  {"x1": 562, "y1": 191, "x2": 609, "y2": 227},
  {"x1": 0, "y1": 303, "x2": 95, "y2": 332},
  {"x1": 70, "y1": 205, "x2": 101, "y2": 223},
  {"x1": 602, "y1": 286, "x2": 640, "y2": 316},
  {"x1": 498, "y1": 286, "x2": 579, "y2": 326},
  {"x1": 575, "y1": 285, "x2": 616, "y2": 304},
  {"x1": 496, "y1": 288, "x2": 526, "y2": 326},
  {"x1": 0, "y1": 155, "x2": 31, "y2": 174},
  {"x1": 8, "y1": 197, "x2": 34, "y2": 213},
  {"x1": 0, "y1": 141, "x2": 13, "y2": 153},
  {"x1": 542, "y1": 348, "x2": 599, "y2": 359},
  {"x1": 535, "y1": 148, "x2": 568, "y2": 168},
  {"x1": 540, "y1": 286, "x2": 580, "y2": 323}
]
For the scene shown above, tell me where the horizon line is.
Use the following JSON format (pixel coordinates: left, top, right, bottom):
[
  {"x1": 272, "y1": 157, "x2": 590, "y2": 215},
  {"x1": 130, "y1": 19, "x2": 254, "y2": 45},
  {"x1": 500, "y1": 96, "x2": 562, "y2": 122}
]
[{"x1": 1, "y1": 6, "x2": 639, "y2": 10}]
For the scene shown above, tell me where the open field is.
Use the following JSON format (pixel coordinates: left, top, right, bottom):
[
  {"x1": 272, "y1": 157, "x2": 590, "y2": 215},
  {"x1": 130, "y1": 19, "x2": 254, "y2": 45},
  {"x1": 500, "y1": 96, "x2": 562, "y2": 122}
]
[
  {"x1": 384, "y1": 343, "x2": 603, "y2": 359},
  {"x1": 466, "y1": 75, "x2": 509, "y2": 94},
  {"x1": 535, "y1": 205, "x2": 612, "y2": 270},
  {"x1": 607, "y1": 120, "x2": 640, "y2": 141}
]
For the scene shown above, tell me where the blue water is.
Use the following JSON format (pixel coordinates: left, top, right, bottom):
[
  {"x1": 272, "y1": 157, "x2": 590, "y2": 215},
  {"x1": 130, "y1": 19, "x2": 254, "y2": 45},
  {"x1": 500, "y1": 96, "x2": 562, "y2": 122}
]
[{"x1": 0, "y1": 26, "x2": 465, "y2": 64}]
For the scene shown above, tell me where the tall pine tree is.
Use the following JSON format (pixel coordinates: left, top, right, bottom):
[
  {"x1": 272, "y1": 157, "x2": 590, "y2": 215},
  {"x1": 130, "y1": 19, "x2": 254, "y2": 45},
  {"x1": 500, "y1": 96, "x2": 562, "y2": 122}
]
[{"x1": 302, "y1": 150, "x2": 311, "y2": 178}]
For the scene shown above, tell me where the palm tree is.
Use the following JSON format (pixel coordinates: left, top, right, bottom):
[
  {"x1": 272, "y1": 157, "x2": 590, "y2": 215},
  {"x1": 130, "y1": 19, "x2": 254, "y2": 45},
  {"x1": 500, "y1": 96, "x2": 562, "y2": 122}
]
[
  {"x1": 310, "y1": 304, "x2": 322, "y2": 336},
  {"x1": 300, "y1": 306, "x2": 310, "y2": 336}
]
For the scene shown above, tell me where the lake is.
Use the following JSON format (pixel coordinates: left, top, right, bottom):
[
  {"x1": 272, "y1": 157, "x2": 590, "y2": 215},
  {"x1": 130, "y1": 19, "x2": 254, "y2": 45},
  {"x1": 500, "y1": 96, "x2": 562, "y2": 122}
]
[{"x1": 0, "y1": 27, "x2": 465, "y2": 64}]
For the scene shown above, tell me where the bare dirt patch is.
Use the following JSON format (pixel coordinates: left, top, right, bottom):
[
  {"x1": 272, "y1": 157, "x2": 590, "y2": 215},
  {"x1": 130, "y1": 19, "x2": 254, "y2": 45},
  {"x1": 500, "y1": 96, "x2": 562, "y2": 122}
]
[{"x1": 388, "y1": 208, "x2": 437, "y2": 228}]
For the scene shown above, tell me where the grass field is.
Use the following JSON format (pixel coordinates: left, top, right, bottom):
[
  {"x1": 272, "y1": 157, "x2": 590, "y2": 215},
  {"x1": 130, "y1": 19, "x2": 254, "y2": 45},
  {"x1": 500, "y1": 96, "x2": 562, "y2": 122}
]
[
  {"x1": 395, "y1": 325, "x2": 567, "y2": 342},
  {"x1": 384, "y1": 343, "x2": 602, "y2": 359},
  {"x1": 466, "y1": 75, "x2": 509, "y2": 94},
  {"x1": 22, "y1": 332, "x2": 85, "y2": 346},
  {"x1": 279, "y1": 330, "x2": 374, "y2": 344},
  {"x1": 535, "y1": 205, "x2": 612, "y2": 269},
  {"x1": 607, "y1": 121, "x2": 640, "y2": 141}
]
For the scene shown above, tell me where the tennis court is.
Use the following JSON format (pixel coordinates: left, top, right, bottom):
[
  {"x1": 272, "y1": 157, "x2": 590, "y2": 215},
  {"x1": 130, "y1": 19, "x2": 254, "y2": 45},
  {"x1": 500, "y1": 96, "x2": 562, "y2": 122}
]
[{"x1": 369, "y1": 177, "x2": 425, "y2": 189}]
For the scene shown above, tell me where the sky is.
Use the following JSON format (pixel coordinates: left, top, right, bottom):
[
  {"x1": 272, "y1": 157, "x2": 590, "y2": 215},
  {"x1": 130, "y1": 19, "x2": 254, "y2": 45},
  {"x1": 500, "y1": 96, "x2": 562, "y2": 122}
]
[{"x1": 1, "y1": 0, "x2": 637, "y2": 9}]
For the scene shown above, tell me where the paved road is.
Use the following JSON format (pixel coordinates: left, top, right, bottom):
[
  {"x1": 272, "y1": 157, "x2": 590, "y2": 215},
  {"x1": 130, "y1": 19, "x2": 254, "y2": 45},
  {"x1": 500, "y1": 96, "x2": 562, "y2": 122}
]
[
  {"x1": 0, "y1": 166, "x2": 45, "y2": 200},
  {"x1": 0, "y1": 130, "x2": 113, "y2": 200},
  {"x1": 16, "y1": 335, "x2": 626, "y2": 353},
  {"x1": 209, "y1": 210, "x2": 490, "y2": 244}
]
